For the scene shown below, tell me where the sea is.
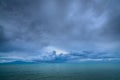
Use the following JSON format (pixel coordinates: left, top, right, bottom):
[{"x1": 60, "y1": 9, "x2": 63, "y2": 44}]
[{"x1": 0, "y1": 62, "x2": 120, "y2": 80}]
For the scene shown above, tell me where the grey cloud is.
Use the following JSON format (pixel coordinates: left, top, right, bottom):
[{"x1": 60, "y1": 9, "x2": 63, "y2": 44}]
[
  {"x1": 101, "y1": 14, "x2": 120, "y2": 42},
  {"x1": 0, "y1": 1, "x2": 116, "y2": 47},
  {"x1": 0, "y1": 0, "x2": 120, "y2": 62},
  {"x1": 0, "y1": 25, "x2": 6, "y2": 44}
]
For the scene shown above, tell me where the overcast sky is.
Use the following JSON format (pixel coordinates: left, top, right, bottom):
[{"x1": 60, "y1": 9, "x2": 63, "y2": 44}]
[{"x1": 0, "y1": 0, "x2": 120, "y2": 63}]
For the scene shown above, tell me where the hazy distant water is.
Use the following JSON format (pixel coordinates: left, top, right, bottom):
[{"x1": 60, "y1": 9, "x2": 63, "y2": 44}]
[{"x1": 0, "y1": 62, "x2": 120, "y2": 80}]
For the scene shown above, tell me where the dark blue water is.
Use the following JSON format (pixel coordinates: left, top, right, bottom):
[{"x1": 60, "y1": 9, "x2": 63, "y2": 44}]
[{"x1": 0, "y1": 62, "x2": 120, "y2": 80}]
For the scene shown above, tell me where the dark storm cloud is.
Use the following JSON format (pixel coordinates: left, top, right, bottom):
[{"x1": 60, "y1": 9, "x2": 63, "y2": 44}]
[
  {"x1": 0, "y1": 25, "x2": 6, "y2": 44},
  {"x1": 101, "y1": 0, "x2": 120, "y2": 42},
  {"x1": 0, "y1": 0, "x2": 120, "y2": 63},
  {"x1": 0, "y1": 24, "x2": 10, "y2": 52}
]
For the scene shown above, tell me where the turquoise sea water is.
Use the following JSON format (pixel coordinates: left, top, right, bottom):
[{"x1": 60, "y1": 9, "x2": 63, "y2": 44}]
[{"x1": 0, "y1": 62, "x2": 120, "y2": 80}]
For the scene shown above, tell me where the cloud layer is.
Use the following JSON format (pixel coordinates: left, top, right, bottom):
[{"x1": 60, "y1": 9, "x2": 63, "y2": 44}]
[{"x1": 0, "y1": 0, "x2": 120, "y2": 63}]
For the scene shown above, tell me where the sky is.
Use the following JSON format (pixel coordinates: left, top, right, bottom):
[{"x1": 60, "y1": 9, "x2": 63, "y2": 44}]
[{"x1": 0, "y1": 0, "x2": 120, "y2": 63}]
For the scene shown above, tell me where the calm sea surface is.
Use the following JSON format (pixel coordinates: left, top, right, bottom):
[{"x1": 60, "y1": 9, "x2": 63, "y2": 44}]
[{"x1": 0, "y1": 62, "x2": 120, "y2": 80}]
